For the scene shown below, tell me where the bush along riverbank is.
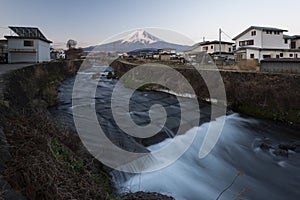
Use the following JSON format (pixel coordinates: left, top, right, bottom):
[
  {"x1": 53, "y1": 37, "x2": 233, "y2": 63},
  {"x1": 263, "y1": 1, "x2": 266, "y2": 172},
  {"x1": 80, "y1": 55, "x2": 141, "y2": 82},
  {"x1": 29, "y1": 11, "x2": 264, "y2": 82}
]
[{"x1": 0, "y1": 60, "x2": 174, "y2": 200}]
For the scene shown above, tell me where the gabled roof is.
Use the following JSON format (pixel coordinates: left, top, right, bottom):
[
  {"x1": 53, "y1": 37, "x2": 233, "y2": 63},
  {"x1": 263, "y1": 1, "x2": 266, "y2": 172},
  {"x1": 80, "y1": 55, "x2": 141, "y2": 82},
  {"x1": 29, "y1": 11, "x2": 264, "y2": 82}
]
[
  {"x1": 233, "y1": 26, "x2": 288, "y2": 40},
  {"x1": 5, "y1": 26, "x2": 52, "y2": 43},
  {"x1": 284, "y1": 35, "x2": 300, "y2": 40}
]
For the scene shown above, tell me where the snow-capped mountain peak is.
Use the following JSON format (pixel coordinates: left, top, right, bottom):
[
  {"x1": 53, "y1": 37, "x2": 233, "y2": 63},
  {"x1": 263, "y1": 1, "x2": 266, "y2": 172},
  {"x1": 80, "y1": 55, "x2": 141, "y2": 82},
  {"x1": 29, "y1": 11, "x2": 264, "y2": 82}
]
[{"x1": 120, "y1": 30, "x2": 162, "y2": 44}]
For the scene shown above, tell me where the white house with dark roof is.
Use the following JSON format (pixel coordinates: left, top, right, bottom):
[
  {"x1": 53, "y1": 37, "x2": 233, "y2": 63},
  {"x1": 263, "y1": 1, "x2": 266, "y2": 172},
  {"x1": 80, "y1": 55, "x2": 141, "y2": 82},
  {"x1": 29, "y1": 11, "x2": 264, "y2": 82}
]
[
  {"x1": 233, "y1": 26, "x2": 300, "y2": 61},
  {"x1": 284, "y1": 35, "x2": 300, "y2": 50},
  {"x1": 4, "y1": 26, "x2": 52, "y2": 63},
  {"x1": 184, "y1": 40, "x2": 234, "y2": 59}
]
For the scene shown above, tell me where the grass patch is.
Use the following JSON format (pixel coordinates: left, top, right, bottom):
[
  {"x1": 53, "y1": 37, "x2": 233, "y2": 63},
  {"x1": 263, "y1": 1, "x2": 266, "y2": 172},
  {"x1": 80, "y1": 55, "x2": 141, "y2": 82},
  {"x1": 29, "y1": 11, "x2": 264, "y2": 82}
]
[{"x1": 50, "y1": 139, "x2": 85, "y2": 174}]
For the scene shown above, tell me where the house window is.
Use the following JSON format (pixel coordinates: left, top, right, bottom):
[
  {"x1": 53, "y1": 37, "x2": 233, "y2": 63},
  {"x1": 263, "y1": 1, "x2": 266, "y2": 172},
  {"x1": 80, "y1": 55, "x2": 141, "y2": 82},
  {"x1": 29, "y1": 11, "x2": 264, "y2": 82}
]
[
  {"x1": 250, "y1": 54, "x2": 255, "y2": 59},
  {"x1": 211, "y1": 46, "x2": 213, "y2": 49},
  {"x1": 290, "y1": 54, "x2": 293, "y2": 57},
  {"x1": 291, "y1": 41, "x2": 296, "y2": 49},
  {"x1": 276, "y1": 55, "x2": 280, "y2": 58},
  {"x1": 24, "y1": 40, "x2": 34, "y2": 47},
  {"x1": 248, "y1": 40, "x2": 254, "y2": 45},
  {"x1": 228, "y1": 48, "x2": 231, "y2": 52},
  {"x1": 285, "y1": 39, "x2": 288, "y2": 44},
  {"x1": 280, "y1": 53, "x2": 283, "y2": 57},
  {"x1": 239, "y1": 40, "x2": 254, "y2": 46},
  {"x1": 274, "y1": 31, "x2": 280, "y2": 35},
  {"x1": 266, "y1": 30, "x2": 273, "y2": 34},
  {"x1": 251, "y1": 31, "x2": 256, "y2": 36},
  {"x1": 263, "y1": 55, "x2": 271, "y2": 59},
  {"x1": 296, "y1": 54, "x2": 298, "y2": 58}
]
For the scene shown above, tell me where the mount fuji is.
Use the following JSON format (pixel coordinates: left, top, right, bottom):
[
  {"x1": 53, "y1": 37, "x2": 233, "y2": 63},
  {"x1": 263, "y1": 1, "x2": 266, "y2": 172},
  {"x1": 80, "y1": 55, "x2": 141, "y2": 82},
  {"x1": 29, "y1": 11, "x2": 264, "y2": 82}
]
[{"x1": 84, "y1": 30, "x2": 190, "y2": 52}]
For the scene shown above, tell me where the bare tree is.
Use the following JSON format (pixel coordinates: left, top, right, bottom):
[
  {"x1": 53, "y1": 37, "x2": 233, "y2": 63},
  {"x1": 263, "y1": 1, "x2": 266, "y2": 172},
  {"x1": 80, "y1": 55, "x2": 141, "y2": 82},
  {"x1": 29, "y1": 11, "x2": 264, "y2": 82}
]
[{"x1": 66, "y1": 39, "x2": 77, "y2": 50}]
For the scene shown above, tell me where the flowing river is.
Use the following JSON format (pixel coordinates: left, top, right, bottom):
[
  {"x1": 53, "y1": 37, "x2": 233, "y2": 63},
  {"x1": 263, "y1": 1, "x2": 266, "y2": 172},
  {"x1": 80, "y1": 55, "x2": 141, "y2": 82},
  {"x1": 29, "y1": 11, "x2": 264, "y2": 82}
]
[{"x1": 50, "y1": 65, "x2": 300, "y2": 200}]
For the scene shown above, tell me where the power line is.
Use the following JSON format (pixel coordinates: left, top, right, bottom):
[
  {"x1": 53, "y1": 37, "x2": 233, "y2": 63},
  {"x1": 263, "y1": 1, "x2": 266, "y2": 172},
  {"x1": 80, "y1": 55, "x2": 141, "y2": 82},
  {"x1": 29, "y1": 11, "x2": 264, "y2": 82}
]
[{"x1": 220, "y1": 29, "x2": 233, "y2": 40}]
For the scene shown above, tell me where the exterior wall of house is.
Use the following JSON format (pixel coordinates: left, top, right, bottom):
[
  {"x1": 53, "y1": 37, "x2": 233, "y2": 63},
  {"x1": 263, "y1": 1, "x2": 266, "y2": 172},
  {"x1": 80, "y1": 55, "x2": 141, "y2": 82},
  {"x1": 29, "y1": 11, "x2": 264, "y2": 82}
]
[
  {"x1": 7, "y1": 38, "x2": 50, "y2": 63},
  {"x1": 261, "y1": 31, "x2": 289, "y2": 49},
  {"x1": 38, "y1": 40, "x2": 51, "y2": 62},
  {"x1": 293, "y1": 38, "x2": 300, "y2": 49},
  {"x1": 8, "y1": 38, "x2": 37, "y2": 63},
  {"x1": 160, "y1": 54, "x2": 171, "y2": 61},
  {"x1": 246, "y1": 49, "x2": 260, "y2": 60},
  {"x1": 8, "y1": 52, "x2": 36, "y2": 63},
  {"x1": 8, "y1": 38, "x2": 38, "y2": 50},
  {"x1": 235, "y1": 29, "x2": 263, "y2": 49},
  {"x1": 202, "y1": 43, "x2": 233, "y2": 54},
  {"x1": 235, "y1": 29, "x2": 289, "y2": 49},
  {"x1": 241, "y1": 49, "x2": 300, "y2": 61}
]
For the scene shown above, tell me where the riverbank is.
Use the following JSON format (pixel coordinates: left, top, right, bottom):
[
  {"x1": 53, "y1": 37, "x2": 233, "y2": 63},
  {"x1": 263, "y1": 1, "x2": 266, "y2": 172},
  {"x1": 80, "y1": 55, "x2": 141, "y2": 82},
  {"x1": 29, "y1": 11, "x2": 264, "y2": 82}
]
[
  {"x1": 0, "y1": 60, "x2": 111, "y2": 200},
  {"x1": 0, "y1": 60, "x2": 174, "y2": 200},
  {"x1": 0, "y1": 61, "x2": 110, "y2": 199},
  {"x1": 111, "y1": 59, "x2": 300, "y2": 124}
]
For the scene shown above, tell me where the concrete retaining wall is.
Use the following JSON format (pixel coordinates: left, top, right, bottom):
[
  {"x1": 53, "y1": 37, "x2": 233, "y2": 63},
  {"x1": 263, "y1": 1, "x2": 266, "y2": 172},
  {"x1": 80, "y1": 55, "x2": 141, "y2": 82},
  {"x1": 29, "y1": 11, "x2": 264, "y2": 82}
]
[{"x1": 261, "y1": 60, "x2": 300, "y2": 73}]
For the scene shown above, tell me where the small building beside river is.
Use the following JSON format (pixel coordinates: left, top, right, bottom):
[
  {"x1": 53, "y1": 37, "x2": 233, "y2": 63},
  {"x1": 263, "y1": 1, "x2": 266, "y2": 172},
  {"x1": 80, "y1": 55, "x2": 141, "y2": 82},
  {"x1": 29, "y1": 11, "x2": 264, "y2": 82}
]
[{"x1": 4, "y1": 26, "x2": 52, "y2": 63}]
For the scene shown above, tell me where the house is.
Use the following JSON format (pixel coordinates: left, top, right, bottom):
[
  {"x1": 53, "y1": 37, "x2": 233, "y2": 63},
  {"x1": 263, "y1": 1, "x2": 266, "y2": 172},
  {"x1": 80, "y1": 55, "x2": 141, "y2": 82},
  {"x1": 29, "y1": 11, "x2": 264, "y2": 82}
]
[
  {"x1": 160, "y1": 53, "x2": 172, "y2": 61},
  {"x1": 284, "y1": 35, "x2": 300, "y2": 50},
  {"x1": 158, "y1": 48, "x2": 176, "y2": 55},
  {"x1": 4, "y1": 26, "x2": 52, "y2": 63},
  {"x1": 233, "y1": 26, "x2": 300, "y2": 62},
  {"x1": 158, "y1": 48, "x2": 177, "y2": 61},
  {"x1": 50, "y1": 48, "x2": 65, "y2": 60},
  {"x1": 185, "y1": 40, "x2": 234, "y2": 60},
  {"x1": 0, "y1": 40, "x2": 8, "y2": 63}
]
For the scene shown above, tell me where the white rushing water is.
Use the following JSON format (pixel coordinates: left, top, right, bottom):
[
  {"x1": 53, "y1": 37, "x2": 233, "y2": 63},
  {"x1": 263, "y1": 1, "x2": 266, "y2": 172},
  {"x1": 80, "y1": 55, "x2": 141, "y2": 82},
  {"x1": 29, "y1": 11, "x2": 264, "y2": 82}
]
[{"x1": 112, "y1": 114, "x2": 300, "y2": 200}]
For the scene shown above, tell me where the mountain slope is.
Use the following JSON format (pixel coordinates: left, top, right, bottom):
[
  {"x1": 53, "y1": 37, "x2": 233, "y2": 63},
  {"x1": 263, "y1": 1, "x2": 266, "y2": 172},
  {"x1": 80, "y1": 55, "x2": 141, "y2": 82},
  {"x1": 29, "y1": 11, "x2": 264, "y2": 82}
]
[{"x1": 84, "y1": 30, "x2": 190, "y2": 52}]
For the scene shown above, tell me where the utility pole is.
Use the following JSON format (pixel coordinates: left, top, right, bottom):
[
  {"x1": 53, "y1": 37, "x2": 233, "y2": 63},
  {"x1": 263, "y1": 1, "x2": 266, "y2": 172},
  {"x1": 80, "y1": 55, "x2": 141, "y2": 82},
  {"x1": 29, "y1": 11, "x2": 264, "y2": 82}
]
[{"x1": 219, "y1": 28, "x2": 222, "y2": 56}]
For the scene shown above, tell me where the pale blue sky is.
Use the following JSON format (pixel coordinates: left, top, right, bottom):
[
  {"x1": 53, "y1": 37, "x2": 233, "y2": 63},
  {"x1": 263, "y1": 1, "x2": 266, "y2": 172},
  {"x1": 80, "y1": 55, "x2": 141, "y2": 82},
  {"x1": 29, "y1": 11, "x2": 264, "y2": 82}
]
[{"x1": 1, "y1": 0, "x2": 299, "y2": 48}]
